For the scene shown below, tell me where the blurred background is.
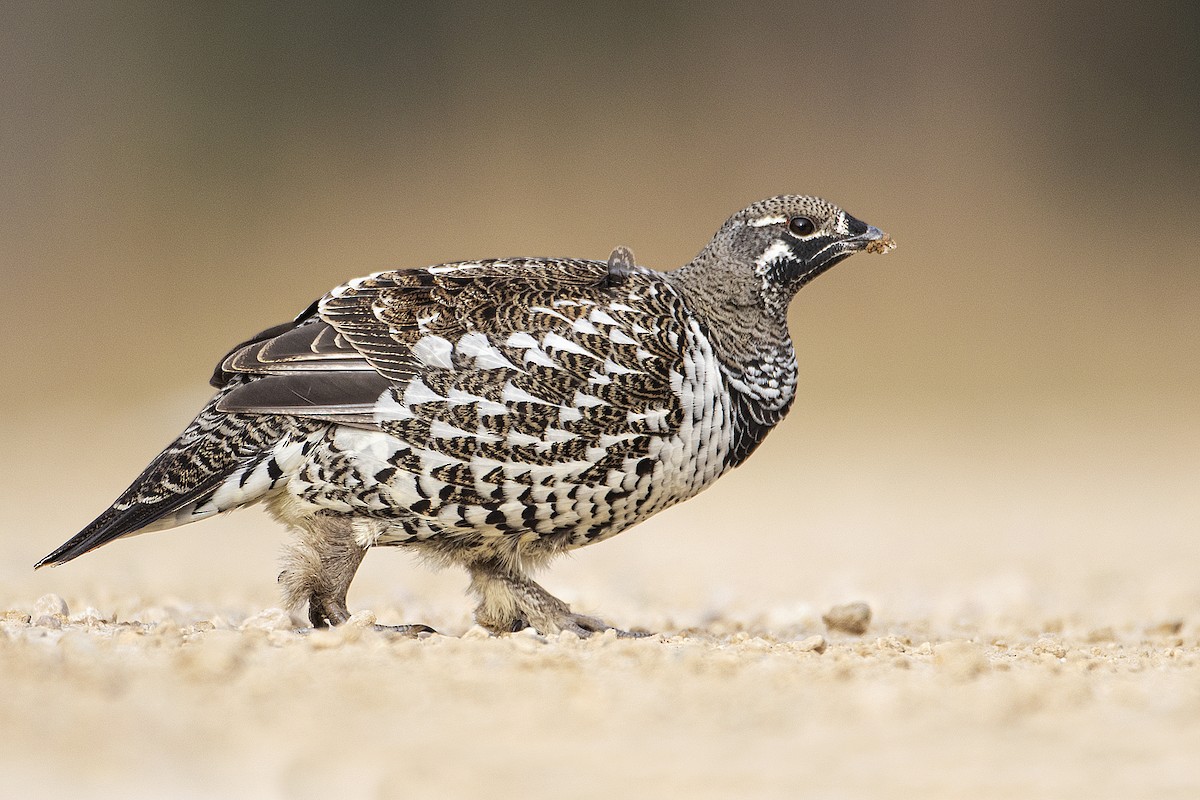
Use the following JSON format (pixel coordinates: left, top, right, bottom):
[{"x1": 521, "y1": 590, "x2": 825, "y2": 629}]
[{"x1": 2, "y1": 1, "x2": 1198, "y2": 626}]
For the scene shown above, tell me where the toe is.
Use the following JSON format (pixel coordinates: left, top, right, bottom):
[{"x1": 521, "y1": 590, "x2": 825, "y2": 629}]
[
  {"x1": 372, "y1": 623, "x2": 437, "y2": 637},
  {"x1": 559, "y1": 613, "x2": 652, "y2": 639}
]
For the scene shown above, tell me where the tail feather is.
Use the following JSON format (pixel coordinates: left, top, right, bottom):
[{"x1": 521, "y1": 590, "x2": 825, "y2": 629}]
[
  {"x1": 37, "y1": 381, "x2": 317, "y2": 569},
  {"x1": 35, "y1": 473, "x2": 228, "y2": 568}
]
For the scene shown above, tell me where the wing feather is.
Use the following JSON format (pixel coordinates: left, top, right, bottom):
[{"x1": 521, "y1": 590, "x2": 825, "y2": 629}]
[{"x1": 212, "y1": 259, "x2": 683, "y2": 447}]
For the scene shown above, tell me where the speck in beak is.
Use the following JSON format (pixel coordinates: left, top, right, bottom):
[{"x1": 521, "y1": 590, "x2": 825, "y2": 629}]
[{"x1": 861, "y1": 225, "x2": 896, "y2": 254}]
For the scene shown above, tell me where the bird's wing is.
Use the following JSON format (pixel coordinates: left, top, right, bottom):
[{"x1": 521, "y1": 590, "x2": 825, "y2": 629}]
[
  {"x1": 214, "y1": 258, "x2": 691, "y2": 535},
  {"x1": 216, "y1": 258, "x2": 687, "y2": 432}
]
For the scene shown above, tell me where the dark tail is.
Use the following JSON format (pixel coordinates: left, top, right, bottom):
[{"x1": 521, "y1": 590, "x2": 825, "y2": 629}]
[
  {"x1": 37, "y1": 384, "x2": 303, "y2": 569},
  {"x1": 35, "y1": 472, "x2": 228, "y2": 568}
]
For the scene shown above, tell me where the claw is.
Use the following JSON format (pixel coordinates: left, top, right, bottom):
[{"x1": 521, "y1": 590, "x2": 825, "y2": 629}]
[
  {"x1": 557, "y1": 612, "x2": 651, "y2": 639},
  {"x1": 372, "y1": 623, "x2": 437, "y2": 637},
  {"x1": 295, "y1": 622, "x2": 437, "y2": 637}
]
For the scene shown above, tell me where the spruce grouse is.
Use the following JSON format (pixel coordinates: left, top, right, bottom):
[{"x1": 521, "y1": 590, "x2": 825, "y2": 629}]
[{"x1": 38, "y1": 195, "x2": 894, "y2": 636}]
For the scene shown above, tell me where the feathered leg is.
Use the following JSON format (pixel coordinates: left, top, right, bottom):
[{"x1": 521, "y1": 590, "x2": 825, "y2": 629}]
[
  {"x1": 468, "y1": 557, "x2": 646, "y2": 638},
  {"x1": 278, "y1": 512, "x2": 366, "y2": 627},
  {"x1": 278, "y1": 512, "x2": 433, "y2": 635}
]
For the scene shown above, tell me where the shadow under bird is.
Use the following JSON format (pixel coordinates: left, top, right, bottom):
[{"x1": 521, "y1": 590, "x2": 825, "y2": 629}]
[{"x1": 38, "y1": 195, "x2": 894, "y2": 636}]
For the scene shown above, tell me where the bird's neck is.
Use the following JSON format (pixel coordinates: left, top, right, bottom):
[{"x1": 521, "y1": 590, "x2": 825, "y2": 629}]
[
  {"x1": 663, "y1": 258, "x2": 799, "y2": 465},
  {"x1": 665, "y1": 256, "x2": 795, "y2": 386}
]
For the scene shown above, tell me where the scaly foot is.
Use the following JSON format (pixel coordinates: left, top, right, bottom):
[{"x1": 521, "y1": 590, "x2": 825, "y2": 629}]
[
  {"x1": 372, "y1": 623, "x2": 437, "y2": 637},
  {"x1": 469, "y1": 560, "x2": 649, "y2": 638}
]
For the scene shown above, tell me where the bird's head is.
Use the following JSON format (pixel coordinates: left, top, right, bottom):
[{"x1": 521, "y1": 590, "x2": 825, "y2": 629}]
[{"x1": 677, "y1": 195, "x2": 894, "y2": 317}]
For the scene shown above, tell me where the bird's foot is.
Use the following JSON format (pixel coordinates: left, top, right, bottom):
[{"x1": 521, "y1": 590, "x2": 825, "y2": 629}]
[
  {"x1": 497, "y1": 610, "x2": 649, "y2": 638},
  {"x1": 469, "y1": 558, "x2": 651, "y2": 638},
  {"x1": 542, "y1": 611, "x2": 651, "y2": 639},
  {"x1": 372, "y1": 623, "x2": 437, "y2": 637},
  {"x1": 305, "y1": 593, "x2": 436, "y2": 635},
  {"x1": 307, "y1": 592, "x2": 351, "y2": 628},
  {"x1": 294, "y1": 622, "x2": 437, "y2": 637}
]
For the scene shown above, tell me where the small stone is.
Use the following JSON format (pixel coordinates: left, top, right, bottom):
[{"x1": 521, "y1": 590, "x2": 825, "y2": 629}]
[
  {"x1": 346, "y1": 610, "x2": 377, "y2": 628},
  {"x1": 590, "y1": 627, "x2": 619, "y2": 645},
  {"x1": 461, "y1": 625, "x2": 492, "y2": 640},
  {"x1": 239, "y1": 608, "x2": 293, "y2": 632},
  {"x1": 822, "y1": 602, "x2": 871, "y2": 635},
  {"x1": 795, "y1": 634, "x2": 827, "y2": 654},
  {"x1": 934, "y1": 640, "x2": 989, "y2": 680},
  {"x1": 32, "y1": 594, "x2": 69, "y2": 618},
  {"x1": 1033, "y1": 637, "x2": 1067, "y2": 659},
  {"x1": 34, "y1": 615, "x2": 63, "y2": 629},
  {"x1": 515, "y1": 625, "x2": 545, "y2": 640}
]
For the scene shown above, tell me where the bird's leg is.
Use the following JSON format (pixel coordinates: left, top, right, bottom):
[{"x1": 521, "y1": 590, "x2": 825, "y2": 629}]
[
  {"x1": 278, "y1": 512, "x2": 365, "y2": 627},
  {"x1": 468, "y1": 558, "x2": 647, "y2": 638},
  {"x1": 279, "y1": 513, "x2": 433, "y2": 635}
]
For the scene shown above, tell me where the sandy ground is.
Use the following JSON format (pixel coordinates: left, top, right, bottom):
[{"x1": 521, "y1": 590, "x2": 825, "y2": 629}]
[
  {"x1": 3, "y1": 592, "x2": 1197, "y2": 800},
  {"x1": 3, "y1": 399, "x2": 1199, "y2": 800}
]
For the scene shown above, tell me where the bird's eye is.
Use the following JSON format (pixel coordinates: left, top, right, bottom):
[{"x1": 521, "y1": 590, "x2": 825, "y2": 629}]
[{"x1": 788, "y1": 216, "x2": 816, "y2": 237}]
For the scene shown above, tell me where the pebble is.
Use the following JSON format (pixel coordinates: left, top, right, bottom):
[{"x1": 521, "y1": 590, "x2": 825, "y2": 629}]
[
  {"x1": 346, "y1": 611, "x2": 377, "y2": 628},
  {"x1": 239, "y1": 608, "x2": 293, "y2": 632},
  {"x1": 795, "y1": 634, "x2": 827, "y2": 654},
  {"x1": 823, "y1": 602, "x2": 872, "y2": 636},
  {"x1": 32, "y1": 594, "x2": 69, "y2": 619},
  {"x1": 461, "y1": 625, "x2": 492, "y2": 640},
  {"x1": 588, "y1": 627, "x2": 620, "y2": 646},
  {"x1": 1033, "y1": 637, "x2": 1067, "y2": 659}
]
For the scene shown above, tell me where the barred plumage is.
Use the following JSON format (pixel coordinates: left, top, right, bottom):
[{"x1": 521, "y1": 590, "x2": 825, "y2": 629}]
[{"x1": 38, "y1": 195, "x2": 893, "y2": 636}]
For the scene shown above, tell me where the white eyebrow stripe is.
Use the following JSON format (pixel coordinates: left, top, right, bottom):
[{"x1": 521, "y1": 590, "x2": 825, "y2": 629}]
[{"x1": 748, "y1": 215, "x2": 787, "y2": 227}]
